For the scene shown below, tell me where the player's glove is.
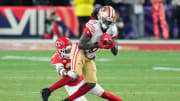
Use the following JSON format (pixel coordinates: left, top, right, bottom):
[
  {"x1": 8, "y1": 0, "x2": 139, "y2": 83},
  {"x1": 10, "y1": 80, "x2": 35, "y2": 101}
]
[
  {"x1": 108, "y1": 42, "x2": 115, "y2": 48},
  {"x1": 101, "y1": 33, "x2": 112, "y2": 42},
  {"x1": 66, "y1": 71, "x2": 77, "y2": 79},
  {"x1": 98, "y1": 33, "x2": 115, "y2": 49},
  {"x1": 56, "y1": 64, "x2": 77, "y2": 79},
  {"x1": 98, "y1": 41, "x2": 109, "y2": 49}
]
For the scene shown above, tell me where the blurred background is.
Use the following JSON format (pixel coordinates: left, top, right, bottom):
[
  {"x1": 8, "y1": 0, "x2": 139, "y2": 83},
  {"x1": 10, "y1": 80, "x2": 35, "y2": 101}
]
[
  {"x1": 1, "y1": 1, "x2": 180, "y2": 101},
  {"x1": 0, "y1": 0, "x2": 179, "y2": 40}
]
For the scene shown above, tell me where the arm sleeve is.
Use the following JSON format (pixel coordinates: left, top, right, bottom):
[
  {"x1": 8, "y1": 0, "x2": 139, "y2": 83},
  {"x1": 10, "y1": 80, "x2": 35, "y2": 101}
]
[
  {"x1": 51, "y1": 53, "x2": 58, "y2": 65},
  {"x1": 84, "y1": 27, "x2": 92, "y2": 37},
  {"x1": 111, "y1": 25, "x2": 118, "y2": 39},
  {"x1": 112, "y1": 34, "x2": 118, "y2": 39},
  {"x1": 84, "y1": 20, "x2": 97, "y2": 37}
]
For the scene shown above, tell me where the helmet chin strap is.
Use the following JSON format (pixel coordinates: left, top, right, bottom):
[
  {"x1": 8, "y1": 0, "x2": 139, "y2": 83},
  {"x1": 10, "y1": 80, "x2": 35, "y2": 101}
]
[
  {"x1": 102, "y1": 23, "x2": 108, "y2": 30},
  {"x1": 100, "y1": 20, "x2": 110, "y2": 30}
]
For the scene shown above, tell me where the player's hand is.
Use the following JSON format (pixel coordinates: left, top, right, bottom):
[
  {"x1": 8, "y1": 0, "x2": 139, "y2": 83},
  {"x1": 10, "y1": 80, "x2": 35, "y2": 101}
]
[
  {"x1": 98, "y1": 41, "x2": 111, "y2": 49},
  {"x1": 67, "y1": 71, "x2": 77, "y2": 79},
  {"x1": 100, "y1": 33, "x2": 112, "y2": 43},
  {"x1": 99, "y1": 33, "x2": 115, "y2": 49},
  {"x1": 108, "y1": 42, "x2": 115, "y2": 48},
  {"x1": 98, "y1": 41, "x2": 115, "y2": 49}
]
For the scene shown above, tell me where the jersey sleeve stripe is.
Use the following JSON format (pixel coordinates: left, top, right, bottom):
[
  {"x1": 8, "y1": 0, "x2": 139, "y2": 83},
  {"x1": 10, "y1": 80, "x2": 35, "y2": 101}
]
[
  {"x1": 84, "y1": 27, "x2": 92, "y2": 37},
  {"x1": 86, "y1": 23, "x2": 95, "y2": 33},
  {"x1": 112, "y1": 34, "x2": 118, "y2": 39}
]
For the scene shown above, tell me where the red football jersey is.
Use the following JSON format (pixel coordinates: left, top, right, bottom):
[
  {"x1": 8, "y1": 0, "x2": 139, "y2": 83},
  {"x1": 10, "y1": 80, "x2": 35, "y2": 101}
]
[
  {"x1": 51, "y1": 52, "x2": 71, "y2": 71},
  {"x1": 51, "y1": 52, "x2": 83, "y2": 86}
]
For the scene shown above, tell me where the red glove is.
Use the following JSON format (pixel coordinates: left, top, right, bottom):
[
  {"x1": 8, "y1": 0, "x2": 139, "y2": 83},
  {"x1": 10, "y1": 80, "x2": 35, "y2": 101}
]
[
  {"x1": 98, "y1": 41, "x2": 115, "y2": 49},
  {"x1": 100, "y1": 33, "x2": 112, "y2": 43},
  {"x1": 108, "y1": 42, "x2": 115, "y2": 48},
  {"x1": 98, "y1": 41, "x2": 110, "y2": 49},
  {"x1": 99, "y1": 33, "x2": 115, "y2": 49}
]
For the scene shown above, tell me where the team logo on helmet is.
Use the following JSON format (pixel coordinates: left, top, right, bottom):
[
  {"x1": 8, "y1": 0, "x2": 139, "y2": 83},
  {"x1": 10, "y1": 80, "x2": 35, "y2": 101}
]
[{"x1": 55, "y1": 40, "x2": 65, "y2": 48}]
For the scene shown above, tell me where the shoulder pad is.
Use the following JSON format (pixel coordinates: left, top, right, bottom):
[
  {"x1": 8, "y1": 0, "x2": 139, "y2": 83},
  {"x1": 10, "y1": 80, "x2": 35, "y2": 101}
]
[
  {"x1": 51, "y1": 53, "x2": 63, "y2": 65},
  {"x1": 86, "y1": 20, "x2": 99, "y2": 34}
]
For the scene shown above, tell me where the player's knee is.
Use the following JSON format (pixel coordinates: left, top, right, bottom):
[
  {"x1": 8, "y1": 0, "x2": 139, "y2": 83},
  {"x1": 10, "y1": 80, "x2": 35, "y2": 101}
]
[
  {"x1": 70, "y1": 75, "x2": 80, "y2": 83},
  {"x1": 86, "y1": 83, "x2": 96, "y2": 89},
  {"x1": 88, "y1": 84, "x2": 104, "y2": 96}
]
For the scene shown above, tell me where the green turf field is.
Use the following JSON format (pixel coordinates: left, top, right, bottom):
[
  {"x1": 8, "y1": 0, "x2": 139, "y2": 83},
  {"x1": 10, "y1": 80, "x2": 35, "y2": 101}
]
[{"x1": 0, "y1": 50, "x2": 180, "y2": 101}]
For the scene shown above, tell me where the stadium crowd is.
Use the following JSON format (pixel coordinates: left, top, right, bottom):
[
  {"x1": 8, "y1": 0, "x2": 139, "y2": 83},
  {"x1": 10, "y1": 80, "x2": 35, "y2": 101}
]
[{"x1": 0, "y1": 0, "x2": 180, "y2": 40}]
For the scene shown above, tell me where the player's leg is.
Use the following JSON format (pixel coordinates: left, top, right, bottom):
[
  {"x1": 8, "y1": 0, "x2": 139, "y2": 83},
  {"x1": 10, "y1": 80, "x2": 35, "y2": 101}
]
[
  {"x1": 152, "y1": 3, "x2": 160, "y2": 39},
  {"x1": 41, "y1": 88, "x2": 51, "y2": 101},
  {"x1": 85, "y1": 60, "x2": 122, "y2": 101},
  {"x1": 88, "y1": 84, "x2": 123, "y2": 101},
  {"x1": 71, "y1": 43, "x2": 85, "y2": 76},
  {"x1": 63, "y1": 59, "x2": 97, "y2": 101},
  {"x1": 41, "y1": 44, "x2": 81, "y2": 101},
  {"x1": 65, "y1": 81, "x2": 88, "y2": 101},
  {"x1": 49, "y1": 76, "x2": 72, "y2": 92},
  {"x1": 159, "y1": 3, "x2": 169, "y2": 39},
  {"x1": 41, "y1": 76, "x2": 73, "y2": 101}
]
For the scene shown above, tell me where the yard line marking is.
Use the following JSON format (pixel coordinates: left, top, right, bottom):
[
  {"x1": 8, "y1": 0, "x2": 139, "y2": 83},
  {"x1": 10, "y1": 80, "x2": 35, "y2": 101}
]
[
  {"x1": 153, "y1": 67, "x2": 180, "y2": 71},
  {"x1": 32, "y1": 92, "x2": 40, "y2": 94},
  {"x1": 13, "y1": 91, "x2": 179, "y2": 96},
  {"x1": 2, "y1": 75, "x2": 180, "y2": 80},
  {"x1": 101, "y1": 76, "x2": 180, "y2": 80},
  {"x1": 114, "y1": 91, "x2": 179, "y2": 95},
  {"x1": 4, "y1": 75, "x2": 179, "y2": 87},
  {"x1": 101, "y1": 83, "x2": 180, "y2": 87},
  {"x1": 5, "y1": 76, "x2": 57, "y2": 79},
  {"x1": 15, "y1": 93, "x2": 24, "y2": 96},
  {"x1": 95, "y1": 58, "x2": 111, "y2": 62},
  {"x1": 1, "y1": 55, "x2": 50, "y2": 61},
  {"x1": 0, "y1": 63, "x2": 43, "y2": 66}
]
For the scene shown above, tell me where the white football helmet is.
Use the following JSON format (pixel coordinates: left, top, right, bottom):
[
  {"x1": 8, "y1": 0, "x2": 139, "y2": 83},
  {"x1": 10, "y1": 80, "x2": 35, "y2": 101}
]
[{"x1": 98, "y1": 6, "x2": 116, "y2": 30}]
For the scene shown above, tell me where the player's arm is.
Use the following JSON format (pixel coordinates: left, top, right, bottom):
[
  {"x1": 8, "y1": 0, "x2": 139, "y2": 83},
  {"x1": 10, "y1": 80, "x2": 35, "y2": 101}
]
[
  {"x1": 111, "y1": 39, "x2": 118, "y2": 56},
  {"x1": 55, "y1": 63, "x2": 67, "y2": 76},
  {"x1": 78, "y1": 33, "x2": 99, "y2": 49},
  {"x1": 55, "y1": 63, "x2": 77, "y2": 79}
]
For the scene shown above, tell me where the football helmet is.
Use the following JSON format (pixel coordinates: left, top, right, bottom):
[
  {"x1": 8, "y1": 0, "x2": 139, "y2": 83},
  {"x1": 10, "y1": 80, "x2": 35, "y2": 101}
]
[
  {"x1": 98, "y1": 6, "x2": 116, "y2": 30},
  {"x1": 55, "y1": 37, "x2": 72, "y2": 58}
]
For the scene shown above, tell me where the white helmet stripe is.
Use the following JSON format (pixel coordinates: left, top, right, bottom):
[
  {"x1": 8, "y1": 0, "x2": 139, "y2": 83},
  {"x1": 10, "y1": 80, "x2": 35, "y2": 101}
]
[{"x1": 110, "y1": 7, "x2": 113, "y2": 18}]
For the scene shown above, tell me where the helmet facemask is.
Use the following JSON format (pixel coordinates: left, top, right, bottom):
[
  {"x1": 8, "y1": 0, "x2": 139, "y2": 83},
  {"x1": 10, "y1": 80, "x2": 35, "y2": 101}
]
[
  {"x1": 57, "y1": 45, "x2": 72, "y2": 58},
  {"x1": 100, "y1": 17, "x2": 114, "y2": 30},
  {"x1": 55, "y1": 37, "x2": 72, "y2": 58}
]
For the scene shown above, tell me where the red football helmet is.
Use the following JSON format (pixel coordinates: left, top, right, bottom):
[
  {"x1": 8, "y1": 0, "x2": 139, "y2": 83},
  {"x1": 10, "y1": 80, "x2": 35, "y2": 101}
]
[{"x1": 55, "y1": 37, "x2": 72, "y2": 58}]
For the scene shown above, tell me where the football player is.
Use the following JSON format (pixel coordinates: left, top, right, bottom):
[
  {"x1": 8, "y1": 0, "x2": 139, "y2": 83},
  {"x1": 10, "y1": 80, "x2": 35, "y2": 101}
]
[
  {"x1": 62, "y1": 6, "x2": 120, "y2": 101},
  {"x1": 41, "y1": 37, "x2": 122, "y2": 101}
]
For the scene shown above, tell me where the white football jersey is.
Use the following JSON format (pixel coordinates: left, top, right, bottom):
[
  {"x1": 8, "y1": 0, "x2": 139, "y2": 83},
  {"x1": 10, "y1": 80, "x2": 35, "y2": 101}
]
[{"x1": 84, "y1": 20, "x2": 118, "y2": 59}]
